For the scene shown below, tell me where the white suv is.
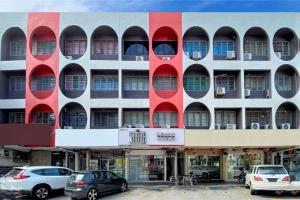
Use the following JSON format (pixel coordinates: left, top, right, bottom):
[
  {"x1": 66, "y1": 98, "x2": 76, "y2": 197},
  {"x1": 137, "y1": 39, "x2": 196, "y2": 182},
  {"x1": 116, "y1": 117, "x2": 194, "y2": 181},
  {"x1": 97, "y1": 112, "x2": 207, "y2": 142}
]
[
  {"x1": 0, "y1": 166, "x2": 73, "y2": 199},
  {"x1": 245, "y1": 165, "x2": 290, "y2": 195}
]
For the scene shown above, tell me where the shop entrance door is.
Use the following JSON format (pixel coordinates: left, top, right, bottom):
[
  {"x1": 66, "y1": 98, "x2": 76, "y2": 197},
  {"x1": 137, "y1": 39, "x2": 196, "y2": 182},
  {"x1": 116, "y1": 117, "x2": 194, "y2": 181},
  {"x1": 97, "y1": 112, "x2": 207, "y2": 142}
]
[{"x1": 100, "y1": 159, "x2": 114, "y2": 171}]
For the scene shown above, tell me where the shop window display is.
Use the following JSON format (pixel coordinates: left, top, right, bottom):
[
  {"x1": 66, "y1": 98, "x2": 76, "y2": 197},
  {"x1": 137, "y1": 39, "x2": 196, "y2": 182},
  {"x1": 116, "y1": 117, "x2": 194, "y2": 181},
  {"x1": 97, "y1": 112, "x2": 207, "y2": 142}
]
[{"x1": 188, "y1": 155, "x2": 220, "y2": 180}]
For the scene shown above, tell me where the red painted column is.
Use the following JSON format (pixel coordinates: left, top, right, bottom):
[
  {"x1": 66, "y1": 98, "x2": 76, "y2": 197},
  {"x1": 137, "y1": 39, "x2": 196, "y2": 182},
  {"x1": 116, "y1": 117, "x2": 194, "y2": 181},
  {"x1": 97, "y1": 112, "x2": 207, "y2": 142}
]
[
  {"x1": 149, "y1": 13, "x2": 183, "y2": 128},
  {"x1": 25, "y1": 13, "x2": 60, "y2": 146}
]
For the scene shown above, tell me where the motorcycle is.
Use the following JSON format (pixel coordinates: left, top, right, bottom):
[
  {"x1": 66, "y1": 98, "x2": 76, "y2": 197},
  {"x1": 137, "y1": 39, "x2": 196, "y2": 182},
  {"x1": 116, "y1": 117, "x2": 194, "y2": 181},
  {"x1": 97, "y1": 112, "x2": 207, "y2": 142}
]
[{"x1": 238, "y1": 167, "x2": 247, "y2": 184}]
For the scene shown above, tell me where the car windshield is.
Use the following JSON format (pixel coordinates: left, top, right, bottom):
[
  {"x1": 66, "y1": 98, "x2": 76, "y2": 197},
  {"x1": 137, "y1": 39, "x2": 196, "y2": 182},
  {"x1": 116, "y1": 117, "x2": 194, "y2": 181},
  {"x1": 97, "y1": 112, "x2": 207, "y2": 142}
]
[
  {"x1": 257, "y1": 167, "x2": 287, "y2": 175},
  {"x1": 4, "y1": 168, "x2": 22, "y2": 177}
]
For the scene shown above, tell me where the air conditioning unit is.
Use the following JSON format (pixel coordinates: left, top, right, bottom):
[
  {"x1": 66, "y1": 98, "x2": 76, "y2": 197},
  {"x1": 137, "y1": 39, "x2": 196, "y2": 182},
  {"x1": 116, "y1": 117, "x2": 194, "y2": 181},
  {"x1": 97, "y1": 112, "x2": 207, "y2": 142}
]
[
  {"x1": 192, "y1": 51, "x2": 201, "y2": 59},
  {"x1": 161, "y1": 124, "x2": 171, "y2": 128},
  {"x1": 226, "y1": 51, "x2": 236, "y2": 59},
  {"x1": 216, "y1": 87, "x2": 226, "y2": 95},
  {"x1": 244, "y1": 53, "x2": 252, "y2": 60},
  {"x1": 66, "y1": 56, "x2": 73, "y2": 60},
  {"x1": 245, "y1": 89, "x2": 251, "y2": 97},
  {"x1": 227, "y1": 124, "x2": 236, "y2": 130},
  {"x1": 266, "y1": 89, "x2": 270, "y2": 98},
  {"x1": 215, "y1": 124, "x2": 221, "y2": 130},
  {"x1": 281, "y1": 123, "x2": 290, "y2": 129},
  {"x1": 162, "y1": 56, "x2": 171, "y2": 62},
  {"x1": 275, "y1": 52, "x2": 282, "y2": 59},
  {"x1": 136, "y1": 56, "x2": 144, "y2": 61},
  {"x1": 251, "y1": 123, "x2": 260, "y2": 130},
  {"x1": 264, "y1": 124, "x2": 271, "y2": 129},
  {"x1": 64, "y1": 126, "x2": 73, "y2": 129}
]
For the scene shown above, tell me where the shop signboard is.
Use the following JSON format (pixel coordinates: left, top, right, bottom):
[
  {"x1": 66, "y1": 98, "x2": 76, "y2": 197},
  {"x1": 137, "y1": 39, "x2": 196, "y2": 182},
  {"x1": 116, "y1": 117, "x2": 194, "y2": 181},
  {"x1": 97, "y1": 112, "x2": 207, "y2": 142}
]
[{"x1": 119, "y1": 128, "x2": 184, "y2": 146}]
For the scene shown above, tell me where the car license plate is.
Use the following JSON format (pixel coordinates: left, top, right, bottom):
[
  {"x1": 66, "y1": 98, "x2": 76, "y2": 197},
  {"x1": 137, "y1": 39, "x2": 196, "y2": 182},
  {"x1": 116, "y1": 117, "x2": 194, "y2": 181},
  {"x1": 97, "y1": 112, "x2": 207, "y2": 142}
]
[{"x1": 267, "y1": 178, "x2": 278, "y2": 182}]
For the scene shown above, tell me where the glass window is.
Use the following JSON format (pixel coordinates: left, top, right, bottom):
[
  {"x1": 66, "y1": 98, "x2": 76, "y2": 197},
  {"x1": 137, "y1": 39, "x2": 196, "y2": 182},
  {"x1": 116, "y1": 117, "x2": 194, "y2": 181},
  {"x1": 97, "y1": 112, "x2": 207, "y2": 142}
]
[
  {"x1": 153, "y1": 112, "x2": 177, "y2": 127},
  {"x1": 128, "y1": 155, "x2": 164, "y2": 181},
  {"x1": 9, "y1": 76, "x2": 25, "y2": 92},
  {"x1": 93, "y1": 111, "x2": 118, "y2": 128},
  {"x1": 213, "y1": 40, "x2": 235, "y2": 56},
  {"x1": 65, "y1": 75, "x2": 86, "y2": 91},
  {"x1": 31, "y1": 76, "x2": 55, "y2": 91},
  {"x1": 215, "y1": 75, "x2": 236, "y2": 91},
  {"x1": 246, "y1": 110, "x2": 270, "y2": 127},
  {"x1": 276, "y1": 110, "x2": 293, "y2": 126},
  {"x1": 44, "y1": 168, "x2": 59, "y2": 176},
  {"x1": 188, "y1": 155, "x2": 220, "y2": 180},
  {"x1": 93, "y1": 75, "x2": 118, "y2": 91},
  {"x1": 65, "y1": 40, "x2": 86, "y2": 56},
  {"x1": 9, "y1": 40, "x2": 26, "y2": 57},
  {"x1": 9, "y1": 112, "x2": 25, "y2": 124},
  {"x1": 124, "y1": 42, "x2": 148, "y2": 56},
  {"x1": 58, "y1": 168, "x2": 72, "y2": 176},
  {"x1": 153, "y1": 76, "x2": 177, "y2": 90},
  {"x1": 32, "y1": 40, "x2": 56, "y2": 55},
  {"x1": 184, "y1": 75, "x2": 208, "y2": 91},
  {"x1": 123, "y1": 76, "x2": 148, "y2": 91},
  {"x1": 94, "y1": 40, "x2": 118, "y2": 56},
  {"x1": 184, "y1": 111, "x2": 209, "y2": 127},
  {"x1": 244, "y1": 40, "x2": 268, "y2": 57},
  {"x1": 273, "y1": 41, "x2": 290, "y2": 57},
  {"x1": 276, "y1": 74, "x2": 292, "y2": 91},
  {"x1": 153, "y1": 42, "x2": 176, "y2": 55},
  {"x1": 33, "y1": 112, "x2": 55, "y2": 125},
  {"x1": 215, "y1": 111, "x2": 236, "y2": 128},
  {"x1": 183, "y1": 40, "x2": 208, "y2": 59},
  {"x1": 245, "y1": 76, "x2": 266, "y2": 91},
  {"x1": 65, "y1": 112, "x2": 86, "y2": 128},
  {"x1": 123, "y1": 111, "x2": 149, "y2": 127}
]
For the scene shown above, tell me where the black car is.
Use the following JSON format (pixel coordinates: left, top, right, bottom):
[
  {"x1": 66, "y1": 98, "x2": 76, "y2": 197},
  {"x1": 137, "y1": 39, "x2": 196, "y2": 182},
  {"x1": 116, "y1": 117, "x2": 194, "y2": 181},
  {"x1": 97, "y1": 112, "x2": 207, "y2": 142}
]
[{"x1": 65, "y1": 170, "x2": 128, "y2": 200}]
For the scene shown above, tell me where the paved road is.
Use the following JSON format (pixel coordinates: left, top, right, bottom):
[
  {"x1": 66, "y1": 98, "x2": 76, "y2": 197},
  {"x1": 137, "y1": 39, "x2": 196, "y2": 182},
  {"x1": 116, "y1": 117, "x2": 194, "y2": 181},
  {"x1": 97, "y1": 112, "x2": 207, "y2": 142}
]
[{"x1": 2, "y1": 184, "x2": 300, "y2": 200}]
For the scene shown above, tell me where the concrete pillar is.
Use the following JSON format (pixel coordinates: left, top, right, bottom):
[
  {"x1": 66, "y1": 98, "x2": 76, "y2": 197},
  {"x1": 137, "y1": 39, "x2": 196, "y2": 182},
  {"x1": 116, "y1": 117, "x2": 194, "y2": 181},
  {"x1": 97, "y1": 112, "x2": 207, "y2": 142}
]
[
  {"x1": 65, "y1": 152, "x2": 68, "y2": 168},
  {"x1": 86, "y1": 151, "x2": 90, "y2": 170},
  {"x1": 164, "y1": 151, "x2": 167, "y2": 182},
  {"x1": 184, "y1": 151, "x2": 188, "y2": 175},
  {"x1": 125, "y1": 150, "x2": 129, "y2": 180},
  {"x1": 174, "y1": 150, "x2": 178, "y2": 180},
  {"x1": 280, "y1": 152, "x2": 284, "y2": 165},
  {"x1": 271, "y1": 153, "x2": 275, "y2": 165},
  {"x1": 75, "y1": 152, "x2": 79, "y2": 171}
]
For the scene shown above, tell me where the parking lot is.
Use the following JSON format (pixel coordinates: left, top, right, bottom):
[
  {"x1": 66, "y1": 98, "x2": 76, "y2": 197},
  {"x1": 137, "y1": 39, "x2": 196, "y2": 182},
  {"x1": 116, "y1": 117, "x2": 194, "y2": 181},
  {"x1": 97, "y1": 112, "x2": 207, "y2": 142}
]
[{"x1": 3, "y1": 183, "x2": 299, "y2": 200}]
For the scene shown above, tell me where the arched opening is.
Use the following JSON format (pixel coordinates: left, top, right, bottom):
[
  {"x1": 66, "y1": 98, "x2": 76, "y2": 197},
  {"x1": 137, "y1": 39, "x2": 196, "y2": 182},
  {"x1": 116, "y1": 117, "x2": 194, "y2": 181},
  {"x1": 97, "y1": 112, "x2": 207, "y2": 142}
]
[
  {"x1": 29, "y1": 104, "x2": 55, "y2": 126},
  {"x1": 275, "y1": 65, "x2": 299, "y2": 99},
  {"x1": 184, "y1": 102, "x2": 210, "y2": 129},
  {"x1": 276, "y1": 102, "x2": 299, "y2": 129},
  {"x1": 153, "y1": 102, "x2": 178, "y2": 128},
  {"x1": 60, "y1": 102, "x2": 87, "y2": 129},
  {"x1": 1, "y1": 27, "x2": 26, "y2": 60}
]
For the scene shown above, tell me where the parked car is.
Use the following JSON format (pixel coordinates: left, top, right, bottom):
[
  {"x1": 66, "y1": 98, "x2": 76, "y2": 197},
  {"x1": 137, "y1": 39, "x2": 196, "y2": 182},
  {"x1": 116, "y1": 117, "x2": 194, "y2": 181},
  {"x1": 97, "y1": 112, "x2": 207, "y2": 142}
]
[
  {"x1": 65, "y1": 170, "x2": 128, "y2": 200},
  {"x1": 245, "y1": 165, "x2": 290, "y2": 195},
  {"x1": 0, "y1": 166, "x2": 73, "y2": 199},
  {"x1": 189, "y1": 165, "x2": 220, "y2": 180}
]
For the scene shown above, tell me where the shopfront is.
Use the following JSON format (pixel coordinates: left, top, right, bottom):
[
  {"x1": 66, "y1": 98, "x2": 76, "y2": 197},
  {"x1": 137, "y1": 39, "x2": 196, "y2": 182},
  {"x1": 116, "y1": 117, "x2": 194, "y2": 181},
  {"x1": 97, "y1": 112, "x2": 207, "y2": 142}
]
[{"x1": 119, "y1": 128, "x2": 184, "y2": 182}]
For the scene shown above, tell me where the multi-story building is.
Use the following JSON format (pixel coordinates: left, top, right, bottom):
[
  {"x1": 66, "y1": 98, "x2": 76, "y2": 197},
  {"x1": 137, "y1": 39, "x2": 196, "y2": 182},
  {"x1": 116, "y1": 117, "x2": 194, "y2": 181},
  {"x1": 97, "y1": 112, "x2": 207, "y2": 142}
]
[{"x1": 0, "y1": 12, "x2": 300, "y2": 182}]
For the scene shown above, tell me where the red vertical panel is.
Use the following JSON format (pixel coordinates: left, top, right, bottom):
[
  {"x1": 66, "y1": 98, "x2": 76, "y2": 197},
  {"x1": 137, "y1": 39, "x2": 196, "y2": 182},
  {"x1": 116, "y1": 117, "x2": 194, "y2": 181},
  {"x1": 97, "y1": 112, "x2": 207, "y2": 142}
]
[
  {"x1": 25, "y1": 13, "x2": 60, "y2": 146},
  {"x1": 149, "y1": 13, "x2": 183, "y2": 128}
]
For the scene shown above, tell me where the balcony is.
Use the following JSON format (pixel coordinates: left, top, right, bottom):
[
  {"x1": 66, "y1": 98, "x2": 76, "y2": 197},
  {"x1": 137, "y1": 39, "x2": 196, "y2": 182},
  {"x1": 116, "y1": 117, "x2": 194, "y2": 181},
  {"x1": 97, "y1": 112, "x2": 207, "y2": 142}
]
[
  {"x1": 123, "y1": 109, "x2": 149, "y2": 128},
  {"x1": 60, "y1": 25, "x2": 87, "y2": 60},
  {"x1": 122, "y1": 70, "x2": 148, "y2": 99},
  {"x1": 90, "y1": 108, "x2": 118, "y2": 129},
  {"x1": 184, "y1": 102, "x2": 210, "y2": 129},
  {"x1": 215, "y1": 108, "x2": 242, "y2": 129},
  {"x1": 183, "y1": 26, "x2": 209, "y2": 60},
  {"x1": 244, "y1": 27, "x2": 269, "y2": 61},
  {"x1": 183, "y1": 64, "x2": 209, "y2": 98},
  {"x1": 122, "y1": 26, "x2": 149, "y2": 61},
  {"x1": 273, "y1": 28, "x2": 298, "y2": 61},
  {"x1": 153, "y1": 102, "x2": 178, "y2": 128},
  {"x1": 152, "y1": 27, "x2": 178, "y2": 60},
  {"x1": 91, "y1": 70, "x2": 118, "y2": 98},
  {"x1": 91, "y1": 25, "x2": 118, "y2": 60},
  {"x1": 275, "y1": 64, "x2": 299, "y2": 98},
  {"x1": 244, "y1": 70, "x2": 271, "y2": 99},
  {"x1": 60, "y1": 64, "x2": 87, "y2": 99},
  {"x1": 1, "y1": 27, "x2": 26, "y2": 61},
  {"x1": 30, "y1": 65, "x2": 55, "y2": 99},
  {"x1": 59, "y1": 102, "x2": 87, "y2": 129},
  {"x1": 0, "y1": 70, "x2": 25, "y2": 99},
  {"x1": 246, "y1": 108, "x2": 272, "y2": 129},
  {"x1": 30, "y1": 27, "x2": 56, "y2": 61},
  {"x1": 214, "y1": 70, "x2": 241, "y2": 99},
  {"x1": 213, "y1": 26, "x2": 240, "y2": 60},
  {"x1": 0, "y1": 109, "x2": 25, "y2": 124},
  {"x1": 276, "y1": 102, "x2": 299, "y2": 129}
]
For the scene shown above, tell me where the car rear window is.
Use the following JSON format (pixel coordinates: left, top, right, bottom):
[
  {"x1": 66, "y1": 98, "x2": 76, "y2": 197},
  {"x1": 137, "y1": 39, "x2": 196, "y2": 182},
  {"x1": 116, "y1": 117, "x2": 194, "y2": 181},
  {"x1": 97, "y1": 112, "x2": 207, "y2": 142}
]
[
  {"x1": 4, "y1": 168, "x2": 22, "y2": 177},
  {"x1": 257, "y1": 167, "x2": 287, "y2": 175},
  {"x1": 69, "y1": 172, "x2": 91, "y2": 181}
]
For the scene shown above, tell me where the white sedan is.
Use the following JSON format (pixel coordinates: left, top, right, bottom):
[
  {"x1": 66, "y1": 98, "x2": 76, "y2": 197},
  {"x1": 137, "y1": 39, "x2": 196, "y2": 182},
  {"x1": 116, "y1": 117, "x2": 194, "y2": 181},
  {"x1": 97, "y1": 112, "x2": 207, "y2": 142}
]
[{"x1": 245, "y1": 165, "x2": 290, "y2": 195}]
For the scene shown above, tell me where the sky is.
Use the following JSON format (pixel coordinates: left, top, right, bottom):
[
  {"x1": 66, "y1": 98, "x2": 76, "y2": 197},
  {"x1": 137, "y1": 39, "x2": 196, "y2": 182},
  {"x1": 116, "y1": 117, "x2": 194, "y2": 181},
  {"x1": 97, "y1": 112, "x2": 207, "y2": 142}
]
[{"x1": 0, "y1": 0, "x2": 299, "y2": 12}]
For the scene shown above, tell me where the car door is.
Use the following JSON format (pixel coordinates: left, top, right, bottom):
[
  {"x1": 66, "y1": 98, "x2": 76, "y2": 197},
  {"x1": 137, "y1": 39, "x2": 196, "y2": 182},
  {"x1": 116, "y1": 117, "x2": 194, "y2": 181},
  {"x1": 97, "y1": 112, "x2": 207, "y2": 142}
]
[
  {"x1": 43, "y1": 168, "x2": 62, "y2": 189},
  {"x1": 106, "y1": 171, "x2": 121, "y2": 191},
  {"x1": 94, "y1": 171, "x2": 112, "y2": 193}
]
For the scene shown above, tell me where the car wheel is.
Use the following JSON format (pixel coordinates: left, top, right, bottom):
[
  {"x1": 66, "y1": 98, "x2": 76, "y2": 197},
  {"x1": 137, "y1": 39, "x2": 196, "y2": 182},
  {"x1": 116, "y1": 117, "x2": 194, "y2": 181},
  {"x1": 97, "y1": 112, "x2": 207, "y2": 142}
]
[
  {"x1": 291, "y1": 190, "x2": 299, "y2": 195},
  {"x1": 32, "y1": 185, "x2": 50, "y2": 200},
  {"x1": 87, "y1": 188, "x2": 98, "y2": 200},
  {"x1": 178, "y1": 177, "x2": 184, "y2": 185},
  {"x1": 202, "y1": 173, "x2": 208, "y2": 180},
  {"x1": 192, "y1": 179, "x2": 197, "y2": 185},
  {"x1": 120, "y1": 182, "x2": 128, "y2": 192},
  {"x1": 250, "y1": 184, "x2": 256, "y2": 195}
]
